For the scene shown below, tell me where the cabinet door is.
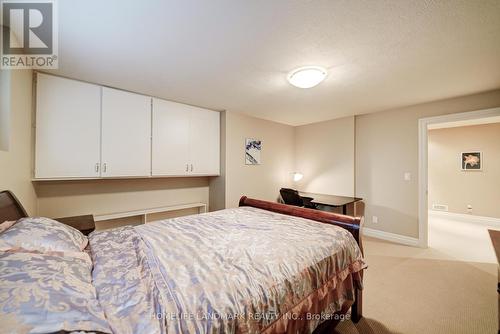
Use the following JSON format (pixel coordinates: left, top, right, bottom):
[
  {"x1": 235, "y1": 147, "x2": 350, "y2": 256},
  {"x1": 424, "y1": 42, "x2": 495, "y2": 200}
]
[
  {"x1": 189, "y1": 107, "x2": 220, "y2": 175},
  {"x1": 35, "y1": 74, "x2": 101, "y2": 178},
  {"x1": 101, "y1": 88, "x2": 151, "y2": 177},
  {"x1": 152, "y1": 99, "x2": 190, "y2": 176}
]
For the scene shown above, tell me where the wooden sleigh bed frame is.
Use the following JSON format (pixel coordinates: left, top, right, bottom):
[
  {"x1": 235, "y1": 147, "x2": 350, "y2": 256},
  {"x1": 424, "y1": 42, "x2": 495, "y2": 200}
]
[
  {"x1": 0, "y1": 190, "x2": 364, "y2": 332},
  {"x1": 0, "y1": 190, "x2": 28, "y2": 221}
]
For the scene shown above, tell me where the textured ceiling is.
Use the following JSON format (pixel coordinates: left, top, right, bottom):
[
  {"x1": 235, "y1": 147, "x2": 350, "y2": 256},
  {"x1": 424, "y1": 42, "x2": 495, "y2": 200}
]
[{"x1": 50, "y1": 0, "x2": 500, "y2": 126}]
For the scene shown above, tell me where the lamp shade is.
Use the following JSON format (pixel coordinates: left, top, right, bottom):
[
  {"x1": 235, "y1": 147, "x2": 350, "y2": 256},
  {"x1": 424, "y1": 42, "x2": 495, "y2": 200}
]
[{"x1": 293, "y1": 172, "x2": 303, "y2": 182}]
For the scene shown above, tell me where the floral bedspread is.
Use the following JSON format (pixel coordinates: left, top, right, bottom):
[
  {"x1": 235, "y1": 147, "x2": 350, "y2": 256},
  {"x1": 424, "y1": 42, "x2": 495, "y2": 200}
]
[{"x1": 89, "y1": 207, "x2": 366, "y2": 334}]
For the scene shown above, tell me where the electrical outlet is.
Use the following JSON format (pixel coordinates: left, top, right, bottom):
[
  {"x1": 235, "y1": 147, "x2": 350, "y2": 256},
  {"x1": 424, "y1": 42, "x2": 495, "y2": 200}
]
[
  {"x1": 404, "y1": 172, "x2": 411, "y2": 181},
  {"x1": 372, "y1": 216, "x2": 378, "y2": 224}
]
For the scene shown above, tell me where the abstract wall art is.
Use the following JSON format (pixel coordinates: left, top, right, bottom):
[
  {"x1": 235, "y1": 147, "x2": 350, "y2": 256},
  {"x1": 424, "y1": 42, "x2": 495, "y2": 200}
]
[{"x1": 245, "y1": 138, "x2": 261, "y2": 165}]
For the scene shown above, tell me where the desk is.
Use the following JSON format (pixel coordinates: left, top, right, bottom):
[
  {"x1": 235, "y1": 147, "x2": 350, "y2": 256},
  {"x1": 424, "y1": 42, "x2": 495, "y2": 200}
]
[{"x1": 299, "y1": 192, "x2": 362, "y2": 215}]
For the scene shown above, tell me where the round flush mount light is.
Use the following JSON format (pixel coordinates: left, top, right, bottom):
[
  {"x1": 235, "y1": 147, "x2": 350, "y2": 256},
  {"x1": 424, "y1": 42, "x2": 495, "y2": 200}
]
[{"x1": 287, "y1": 66, "x2": 327, "y2": 88}]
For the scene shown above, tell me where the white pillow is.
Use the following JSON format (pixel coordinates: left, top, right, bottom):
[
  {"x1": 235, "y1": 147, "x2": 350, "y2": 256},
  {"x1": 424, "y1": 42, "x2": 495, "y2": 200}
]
[{"x1": 0, "y1": 217, "x2": 88, "y2": 253}]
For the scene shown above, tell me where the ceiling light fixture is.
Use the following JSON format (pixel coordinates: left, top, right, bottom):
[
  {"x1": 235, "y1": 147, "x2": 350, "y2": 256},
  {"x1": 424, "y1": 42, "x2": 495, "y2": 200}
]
[{"x1": 287, "y1": 66, "x2": 327, "y2": 88}]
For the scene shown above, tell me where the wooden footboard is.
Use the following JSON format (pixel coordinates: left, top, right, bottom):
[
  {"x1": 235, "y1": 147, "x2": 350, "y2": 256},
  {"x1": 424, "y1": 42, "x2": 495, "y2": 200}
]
[{"x1": 238, "y1": 196, "x2": 364, "y2": 328}]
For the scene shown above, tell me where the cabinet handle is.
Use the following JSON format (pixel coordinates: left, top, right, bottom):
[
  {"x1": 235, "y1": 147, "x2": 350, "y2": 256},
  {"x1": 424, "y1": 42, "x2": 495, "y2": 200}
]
[
  {"x1": 95, "y1": 163, "x2": 100, "y2": 173},
  {"x1": 103, "y1": 163, "x2": 107, "y2": 173},
  {"x1": 190, "y1": 164, "x2": 193, "y2": 172},
  {"x1": 186, "y1": 164, "x2": 189, "y2": 172}
]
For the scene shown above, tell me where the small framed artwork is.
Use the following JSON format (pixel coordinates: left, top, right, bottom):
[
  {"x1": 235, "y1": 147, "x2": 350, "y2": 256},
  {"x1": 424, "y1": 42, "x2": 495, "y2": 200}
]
[
  {"x1": 461, "y1": 152, "x2": 481, "y2": 170},
  {"x1": 245, "y1": 138, "x2": 261, "y2": 165}
]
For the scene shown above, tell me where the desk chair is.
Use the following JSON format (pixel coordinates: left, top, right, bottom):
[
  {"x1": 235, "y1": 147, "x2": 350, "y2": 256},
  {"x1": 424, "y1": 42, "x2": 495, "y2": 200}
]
[{"x1": 279, "y1": 188, "x2": 316, "y2": 209}]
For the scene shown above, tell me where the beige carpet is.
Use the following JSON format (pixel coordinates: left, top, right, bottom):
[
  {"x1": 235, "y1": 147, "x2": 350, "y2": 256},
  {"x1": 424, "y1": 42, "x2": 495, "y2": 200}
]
[
  {"x1": 428, "y1": 212, "x2": 498, "y2": 264},
  {"x1": 334, "y1": 237, "x2": 497, "y2": 334}
]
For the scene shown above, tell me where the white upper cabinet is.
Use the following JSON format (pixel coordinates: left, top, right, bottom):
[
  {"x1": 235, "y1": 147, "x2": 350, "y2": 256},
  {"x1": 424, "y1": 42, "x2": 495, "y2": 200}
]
[
  {"x1": 152, "y1": 99, "x2": 190, "y2": 176},
  {"x1": 35, "y1": 73, "x2": 101, "y2": 178},
  {"x1": 101, "y1": 87, "x2": 152, "y2": 177},
  {"x1": 189, "y1": 107, "x2": 220, "y2": 175},
  {"x1": 35, "y1": 74, "x2": 220, "y2": 180},
  {"x1": 152, "y1": 99, "x2": 220, "y2": 176}
]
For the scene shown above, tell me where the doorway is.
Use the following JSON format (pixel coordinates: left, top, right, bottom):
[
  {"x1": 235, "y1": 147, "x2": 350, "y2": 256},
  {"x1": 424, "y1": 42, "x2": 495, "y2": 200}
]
[
  {"x1": 428, "y1": 118, "x2": 500, "y2": 262},
  {"x1": 418, "y1": 107, "x2": 500, "y2": 254}
]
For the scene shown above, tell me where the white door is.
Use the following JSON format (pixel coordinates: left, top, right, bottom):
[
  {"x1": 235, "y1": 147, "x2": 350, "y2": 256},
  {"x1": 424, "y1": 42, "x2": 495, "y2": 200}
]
[
  {"x1": 189, "y1": 107, "x2": 220, "y2": 175},
  {"x1": 152, "y1": 99, "x2": 190, "y2": 176},
  {"x1": 101, "y1": 88, "x2": 151, "y2": 177},
  {"x1": 35, "y1": 73, "x2": 101, "y2": 178}
]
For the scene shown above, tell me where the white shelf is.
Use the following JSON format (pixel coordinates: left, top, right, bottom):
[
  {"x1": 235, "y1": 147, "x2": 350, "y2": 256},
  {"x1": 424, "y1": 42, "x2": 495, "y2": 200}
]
[{"x1": 94, "y1": 202, "x2": 207, "y2": 223}]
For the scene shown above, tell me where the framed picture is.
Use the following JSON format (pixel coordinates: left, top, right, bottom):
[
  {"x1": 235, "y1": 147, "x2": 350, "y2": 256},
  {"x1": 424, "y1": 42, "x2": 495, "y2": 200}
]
[
  {"x1": 245, "y1": 138, "x2": 261, "y2": 165},
  {"x1": 461, "y1": 152, "x2": 481, "y2": 170}
]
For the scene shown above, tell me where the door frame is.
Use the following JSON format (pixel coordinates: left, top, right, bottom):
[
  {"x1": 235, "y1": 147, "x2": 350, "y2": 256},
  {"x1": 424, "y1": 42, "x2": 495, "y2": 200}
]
[{"x1": 418, "y1": 107, "x2": 500, "y2": 247}]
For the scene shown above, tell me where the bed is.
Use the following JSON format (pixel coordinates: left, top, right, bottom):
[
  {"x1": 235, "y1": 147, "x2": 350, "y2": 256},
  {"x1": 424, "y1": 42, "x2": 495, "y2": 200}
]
[{"x1": 0, "y1": 190, "x2": 366, "y2": 334}]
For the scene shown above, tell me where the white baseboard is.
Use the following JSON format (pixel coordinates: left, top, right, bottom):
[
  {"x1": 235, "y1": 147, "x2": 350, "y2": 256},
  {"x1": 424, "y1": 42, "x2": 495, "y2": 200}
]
[
  {"x1": 363, "y1": 227, "x2": 419, "y2": 247},
  {"x1": 429, "y1": 210, "x2": 500, "y2": 227}
]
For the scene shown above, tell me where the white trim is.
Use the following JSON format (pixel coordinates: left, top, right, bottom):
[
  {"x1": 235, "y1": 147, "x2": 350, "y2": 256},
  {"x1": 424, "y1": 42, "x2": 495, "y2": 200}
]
[
  {"x1": 418, "y1": 117, "x2": 428, "y2": 247},
  {"x1": 429, "y1": 210, "x2": 500, "y2": 227},
  {"x1": 363, "y1": 228, "x2": 419, "y2": 247},
  {"x1": 427, "y1": 115, "x2": 500, "y2": 129},
  {"x1": 418, "y1": 107, "x2": 500, "y2": 248}
]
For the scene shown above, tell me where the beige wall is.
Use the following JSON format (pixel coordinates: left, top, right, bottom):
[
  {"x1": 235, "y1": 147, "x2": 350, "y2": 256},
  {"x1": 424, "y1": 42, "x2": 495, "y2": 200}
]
[
  {"x1": 356, "y1": 89, "x2": 500, "y2": 238},
  {"x1": 0, "y1": 70, "x2": 37, "y2": 215},
  {"x1": 0, "y1": 70, "x2": 10, "y2": 151},
  {"x1": 428, "y1": 123, "x2": 500, "y2": 218},
  {"x1": 223, "y1": 112, "x2": 295, "y2": 208},
  {"x1": 35, "y1": 177, "x2": 209, "y2": 219},
  {"x1": 294, "y1": 116, "x2": 354, "y2": 196}
]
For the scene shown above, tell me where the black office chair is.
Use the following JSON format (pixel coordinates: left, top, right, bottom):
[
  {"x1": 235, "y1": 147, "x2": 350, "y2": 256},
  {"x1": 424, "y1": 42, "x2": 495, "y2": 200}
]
[
  {"x1": 280, "y1": 188, "x2": 303, "y2": 206},
  {"x1": 279, "y1": 188, "x2": 316, "y2": 208}
]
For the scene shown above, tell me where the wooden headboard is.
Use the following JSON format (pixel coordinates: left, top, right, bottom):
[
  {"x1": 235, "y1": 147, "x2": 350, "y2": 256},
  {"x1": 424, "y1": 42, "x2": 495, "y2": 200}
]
[{"x1": 0, "y1": 190, "x2": 28, "y2": 222}]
